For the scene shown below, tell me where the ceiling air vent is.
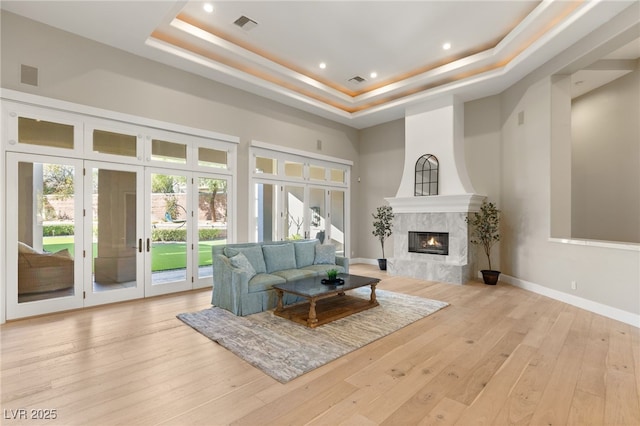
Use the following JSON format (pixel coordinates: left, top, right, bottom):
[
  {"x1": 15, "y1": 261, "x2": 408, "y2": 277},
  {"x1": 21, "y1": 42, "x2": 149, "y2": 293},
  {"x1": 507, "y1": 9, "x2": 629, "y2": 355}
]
[
  {"x1": 233, "y1": 15, "x2": 258, "y2": 31},
  {"x1": 348, "y1": 75, "x2": 366, "y2": 84}
]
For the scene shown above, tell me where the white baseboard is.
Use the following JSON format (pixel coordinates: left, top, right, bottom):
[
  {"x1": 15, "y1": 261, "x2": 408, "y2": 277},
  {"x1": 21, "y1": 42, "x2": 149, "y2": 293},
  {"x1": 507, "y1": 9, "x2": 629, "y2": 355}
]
[
  {"x1": 501, "y1": 274, "x2": 639, "y2": 328},
  {"x1": 350, "y1": 258, "x2": 378, "y2": 266},
  {"x1": 352, "y1": 261, "x2": 639, "y2": 328}
]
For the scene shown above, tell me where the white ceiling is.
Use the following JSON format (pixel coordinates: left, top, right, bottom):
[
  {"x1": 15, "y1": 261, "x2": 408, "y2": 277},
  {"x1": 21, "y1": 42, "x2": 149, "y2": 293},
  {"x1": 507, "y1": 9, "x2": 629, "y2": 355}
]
[{"x1": 2, "y1": 0, "x2": 639, "y2": 128}]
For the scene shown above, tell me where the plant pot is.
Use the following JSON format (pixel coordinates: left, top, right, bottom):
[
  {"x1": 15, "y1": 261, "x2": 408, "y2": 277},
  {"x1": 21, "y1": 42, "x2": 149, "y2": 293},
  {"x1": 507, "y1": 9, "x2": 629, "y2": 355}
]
[
  {"x1": 481, "y1": 270, "x2": 501, "y2": 285},
  {"x1": 377, "y1": 259, "x2": 387, "y2": 270},
  {"x1": 321, "y1": 278, "x2": 344, "y2": 286}
]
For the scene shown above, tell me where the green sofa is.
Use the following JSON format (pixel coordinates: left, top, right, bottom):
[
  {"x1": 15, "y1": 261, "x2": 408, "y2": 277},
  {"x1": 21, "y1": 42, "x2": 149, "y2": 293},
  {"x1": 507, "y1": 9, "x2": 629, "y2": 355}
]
[{"x1": 212, "y1": 239, "x2": 349, "y2": 316}]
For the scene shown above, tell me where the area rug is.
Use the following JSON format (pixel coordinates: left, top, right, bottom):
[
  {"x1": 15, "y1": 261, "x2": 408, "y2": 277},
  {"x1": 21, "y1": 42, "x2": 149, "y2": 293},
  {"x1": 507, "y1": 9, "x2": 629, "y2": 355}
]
[{"x1": 177, "y1": 288, "x2": 448, "y2": 383}]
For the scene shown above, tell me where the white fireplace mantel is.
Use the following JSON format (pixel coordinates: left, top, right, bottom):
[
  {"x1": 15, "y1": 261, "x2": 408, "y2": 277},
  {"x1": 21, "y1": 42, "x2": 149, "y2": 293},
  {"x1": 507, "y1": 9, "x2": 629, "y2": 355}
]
[{"x1": 385, "y1": 194, "x2": 485, "y2": 214}]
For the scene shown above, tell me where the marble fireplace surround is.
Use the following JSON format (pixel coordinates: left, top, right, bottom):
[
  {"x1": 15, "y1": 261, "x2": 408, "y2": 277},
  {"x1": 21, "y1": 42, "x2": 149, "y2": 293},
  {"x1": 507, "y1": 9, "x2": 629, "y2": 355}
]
[
  {"x1": 385, "y1": 97, "x2": 485, "y2": 284},
  {"x1": 386, "y1": 195, "x2": 485, "y2": 285}
]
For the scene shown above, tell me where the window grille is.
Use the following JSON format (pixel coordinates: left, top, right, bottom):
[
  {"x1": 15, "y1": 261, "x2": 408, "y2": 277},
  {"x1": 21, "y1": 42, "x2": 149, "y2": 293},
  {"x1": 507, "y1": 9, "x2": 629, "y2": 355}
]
[{"x1": 414, "y1": 154, "x2": 439, "y2": 196}]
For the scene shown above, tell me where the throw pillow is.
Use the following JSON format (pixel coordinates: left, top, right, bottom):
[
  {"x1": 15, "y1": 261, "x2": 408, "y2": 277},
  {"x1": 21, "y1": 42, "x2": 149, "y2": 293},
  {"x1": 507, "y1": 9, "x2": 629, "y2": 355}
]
[
  {"x1": 224, "y1": 245, "x2": 267, "y2": 274},
  {"x1": 52, "y1": 249, "x2": 72, "y2": 260},
  {"x1": 314, "y1": 244, "x2": 336, "y2": 265},
  {"x1": 228, "y1": 252, "x2": 257, "y2": 278},
  {"x1": 262, "y1": 243, "x2": 296, "y2": 273},
  {"x1": 293, "y1": 239, "x2": 318, "y2": 268},
  {"x1": 18, "y1": 241, "x2": 39, "y2": 254}
]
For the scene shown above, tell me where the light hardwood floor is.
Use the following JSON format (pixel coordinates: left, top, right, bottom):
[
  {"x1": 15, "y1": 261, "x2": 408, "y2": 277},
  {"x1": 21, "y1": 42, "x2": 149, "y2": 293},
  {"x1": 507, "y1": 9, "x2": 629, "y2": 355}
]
[{"x1": 1, "y1": 264, "x2": 639, "y2": 425}]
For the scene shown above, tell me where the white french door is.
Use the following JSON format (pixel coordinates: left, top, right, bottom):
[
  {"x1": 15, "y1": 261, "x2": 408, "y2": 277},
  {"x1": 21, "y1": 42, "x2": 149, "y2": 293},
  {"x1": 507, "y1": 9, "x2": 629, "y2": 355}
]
[
  {"x1": 308, "y1": 186, "x2": 327, "y2": 242},
  {"x1": 5, "y1": 153, "x2": 85, "y2": 319},
  {"x1": 146, "y1": 169, "x2": 232, "y2": 295},
  {"x1": 193, "y1": 174, "x2": 231, "y2": 288},
  {"x1": 283, "y1": 184, "x2": 307, "y2": 240},
  {"x1": 83, "y1": 161, "x2": 145, "y2": 306},
  {"x1": 250, "y1": 144, "x2": 350, "y2": 252},
  {"x1": 306, "y1": 186, "x2": 346, "y2": 254},
  {"x1": 145, "y1": 168, "x2": 192, "y2": 296},
  {"x1": 2, "y1": 95, "x2": 238, "y2": 320},
  {"x1": 254, "y1": 181, "x2": 344, "y2": 250},
  {"x1": 6, "y1": 155, "x2": 232, "y2": 318}
]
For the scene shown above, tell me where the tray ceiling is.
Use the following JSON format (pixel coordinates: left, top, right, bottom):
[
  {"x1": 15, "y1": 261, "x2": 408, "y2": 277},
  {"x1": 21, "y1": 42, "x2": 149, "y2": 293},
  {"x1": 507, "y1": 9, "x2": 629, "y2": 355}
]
[{"x1": 1, "y1": 1, "x2": 638, "y2": 128}]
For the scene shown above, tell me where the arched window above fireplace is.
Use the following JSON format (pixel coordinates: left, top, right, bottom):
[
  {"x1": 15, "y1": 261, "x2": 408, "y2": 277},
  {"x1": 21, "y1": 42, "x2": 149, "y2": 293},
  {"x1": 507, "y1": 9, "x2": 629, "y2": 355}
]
[{"x1": 415, "y1": 154, "x2": 438, "y2": 196}]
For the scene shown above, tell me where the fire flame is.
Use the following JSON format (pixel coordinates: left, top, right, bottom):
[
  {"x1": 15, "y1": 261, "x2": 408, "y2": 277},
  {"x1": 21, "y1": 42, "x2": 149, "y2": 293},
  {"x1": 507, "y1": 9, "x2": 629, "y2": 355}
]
[{"x1": 421, "y1": 236, "x2": 441, "y2": 248}]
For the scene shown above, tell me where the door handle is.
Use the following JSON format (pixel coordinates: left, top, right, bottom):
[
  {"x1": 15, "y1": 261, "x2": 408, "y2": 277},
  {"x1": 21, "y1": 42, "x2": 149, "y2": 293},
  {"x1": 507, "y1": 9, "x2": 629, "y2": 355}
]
[
  {"x1": 146, "y1": 238, "x2": 150, "y2": 252},
  {"x1": 138, "y1": 239, "x2": 142, "y2": 253}
]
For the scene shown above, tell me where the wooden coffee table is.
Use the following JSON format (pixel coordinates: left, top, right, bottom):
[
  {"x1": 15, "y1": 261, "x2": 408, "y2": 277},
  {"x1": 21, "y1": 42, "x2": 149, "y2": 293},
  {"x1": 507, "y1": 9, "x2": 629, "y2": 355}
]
[{"x1": 273, "y1": 273, "x2": 380, "y2": 328}]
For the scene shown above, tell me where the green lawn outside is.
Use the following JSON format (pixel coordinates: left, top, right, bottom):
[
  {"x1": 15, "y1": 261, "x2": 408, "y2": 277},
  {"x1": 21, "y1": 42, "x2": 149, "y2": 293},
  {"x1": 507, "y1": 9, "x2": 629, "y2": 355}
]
[{"x1": 43, "y1": 236, "x2": 225, "y2": 272}]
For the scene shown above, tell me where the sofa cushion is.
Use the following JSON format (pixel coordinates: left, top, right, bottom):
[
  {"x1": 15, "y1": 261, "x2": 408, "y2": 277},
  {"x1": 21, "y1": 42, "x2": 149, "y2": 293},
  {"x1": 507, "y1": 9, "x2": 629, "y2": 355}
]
[
  {"x1": 228, "y1": 252, "x2": 256, "y2": 279},
  {"x1": 314, "y1": 244, "x2": 336, "y2": 265},
  {"x1": 272, "y1": 269, "x2": 316, "y2": 281},
  {"x1": 248, "y1": 273, "x2": 286, "y2": 293},
  {"x1": 225, "y1": 245, "x2": 267, "y2": 274},
  {"x1": 301, "y1": 264, "x2": 346, "y2": 274},
  {"x1": 262, "y1": 243, "x2": 296, "y2": 273},
  {"x1": 293, "y1": 239, "x2": 318, "y2": 268}
]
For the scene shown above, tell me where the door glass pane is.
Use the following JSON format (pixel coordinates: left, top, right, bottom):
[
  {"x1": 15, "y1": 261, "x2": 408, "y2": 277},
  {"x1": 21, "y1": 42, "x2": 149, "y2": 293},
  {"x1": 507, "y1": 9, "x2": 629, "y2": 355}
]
[
  {"x1": 309, "y1": 165, "x2": 326, "y2": 181},
  {"x1": 330, "y1": 191, "x2": 346, "y2": 255},
  {"x1": 152, "y1": 139, "x2": 187, "y2": 164},
  {"x1": 93, "y1": 129, "x2": 137, "y2": 157},
  {"x1": 92, "y1": 168, "x2": 138, "y2": 291},
  {"x1": 254, "y1": 182, "x2": 278, "y2": 242},
  {"x1": 284, "y1": 186, "x2": 305, "y2": 240},
  {"x1": 18, "y1": 117, "x2": 74, "y2": 149},
  {"x1": 331, "y1": 168, "x2": 345, "y2": 183},
  {"x1": 309, "y1": 188, "x2": 326, "y2": 243},
  {"x1": 256, "y1": 156, "x2": 276, "y2": 174},
  {"x1": 17, "y1": 161, "x2": 76, "y2": 303},
  {"x1": 199, "y1": 147, "x2": 227, "y2": 169},
  {"x1": 284, "y1": 161, "x2": 303, "y2": 178},
  {"x1": 198, "y1": 177, "x2": 228, "y2": 279},
  {"x1": 150, "y1": 173, "x2": 188, "y2": 285}
]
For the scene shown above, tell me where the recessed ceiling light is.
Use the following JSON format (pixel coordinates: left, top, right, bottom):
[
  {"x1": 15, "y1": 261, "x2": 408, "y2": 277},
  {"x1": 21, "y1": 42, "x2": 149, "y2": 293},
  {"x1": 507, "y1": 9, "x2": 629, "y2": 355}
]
[
  {"x1": 370, "y1": 72, "x2": 377, "y2": 79},
  {"x1": 319, "y1": 62, "x2": 327, "y2": 69},
  {"x1": 203, "y1": 3, "x2": 214, "y2": 13},
  {"x1": 443, "y1": 42, "x2": 451, "y2": 50}
]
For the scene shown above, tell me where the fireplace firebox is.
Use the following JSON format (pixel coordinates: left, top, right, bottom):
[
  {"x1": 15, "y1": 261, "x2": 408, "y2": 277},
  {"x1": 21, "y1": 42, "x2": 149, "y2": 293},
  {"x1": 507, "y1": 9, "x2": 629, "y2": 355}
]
[{"x1": 408, "y1": 231, "x2": 449, "y2": 255}]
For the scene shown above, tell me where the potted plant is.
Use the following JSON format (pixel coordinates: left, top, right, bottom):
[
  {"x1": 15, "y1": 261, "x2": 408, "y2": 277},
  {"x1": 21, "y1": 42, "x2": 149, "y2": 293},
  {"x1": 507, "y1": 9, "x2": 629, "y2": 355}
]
[
  {"x1": 372, "y1": 205, "x2": 394, "y2": 270},
  {"x1": 321, "y1": 268, "x2": 343, "y2": 285},
  {"x1": 466, "y1": 201, "x2": 501, "y2": 285},
  {"x1": 327, "y1": 269, "x2": 338, "y2": 280}
]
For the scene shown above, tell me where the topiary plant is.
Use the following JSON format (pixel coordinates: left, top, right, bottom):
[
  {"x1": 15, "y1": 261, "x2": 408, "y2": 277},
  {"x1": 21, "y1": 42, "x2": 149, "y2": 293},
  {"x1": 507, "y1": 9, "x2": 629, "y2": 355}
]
[
  {"x1": 372, "y1": 205, "x2": 394, "y2": 260},
  {"x1": 466, "y1": 201, "x2": 501, "y2": 271}
]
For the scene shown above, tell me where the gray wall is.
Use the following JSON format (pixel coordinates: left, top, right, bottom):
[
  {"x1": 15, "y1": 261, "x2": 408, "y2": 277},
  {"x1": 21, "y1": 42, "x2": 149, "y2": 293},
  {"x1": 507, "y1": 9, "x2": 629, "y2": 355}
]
[
  {"x1": 463, "y1": 96, "x2": 503, "y2": 270},
  {"x1": 0, "y1": 11, "x2": 360, "y2": 249},
  {"x1": 571, "y1": 63, "x2": 640, "y2": 243},
  {"x1": 500, "y1": 75, "x2": 639, "y2": 315},
  {"x1": 356, "y1": 119, "x2": 405, "y2": 260}
]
